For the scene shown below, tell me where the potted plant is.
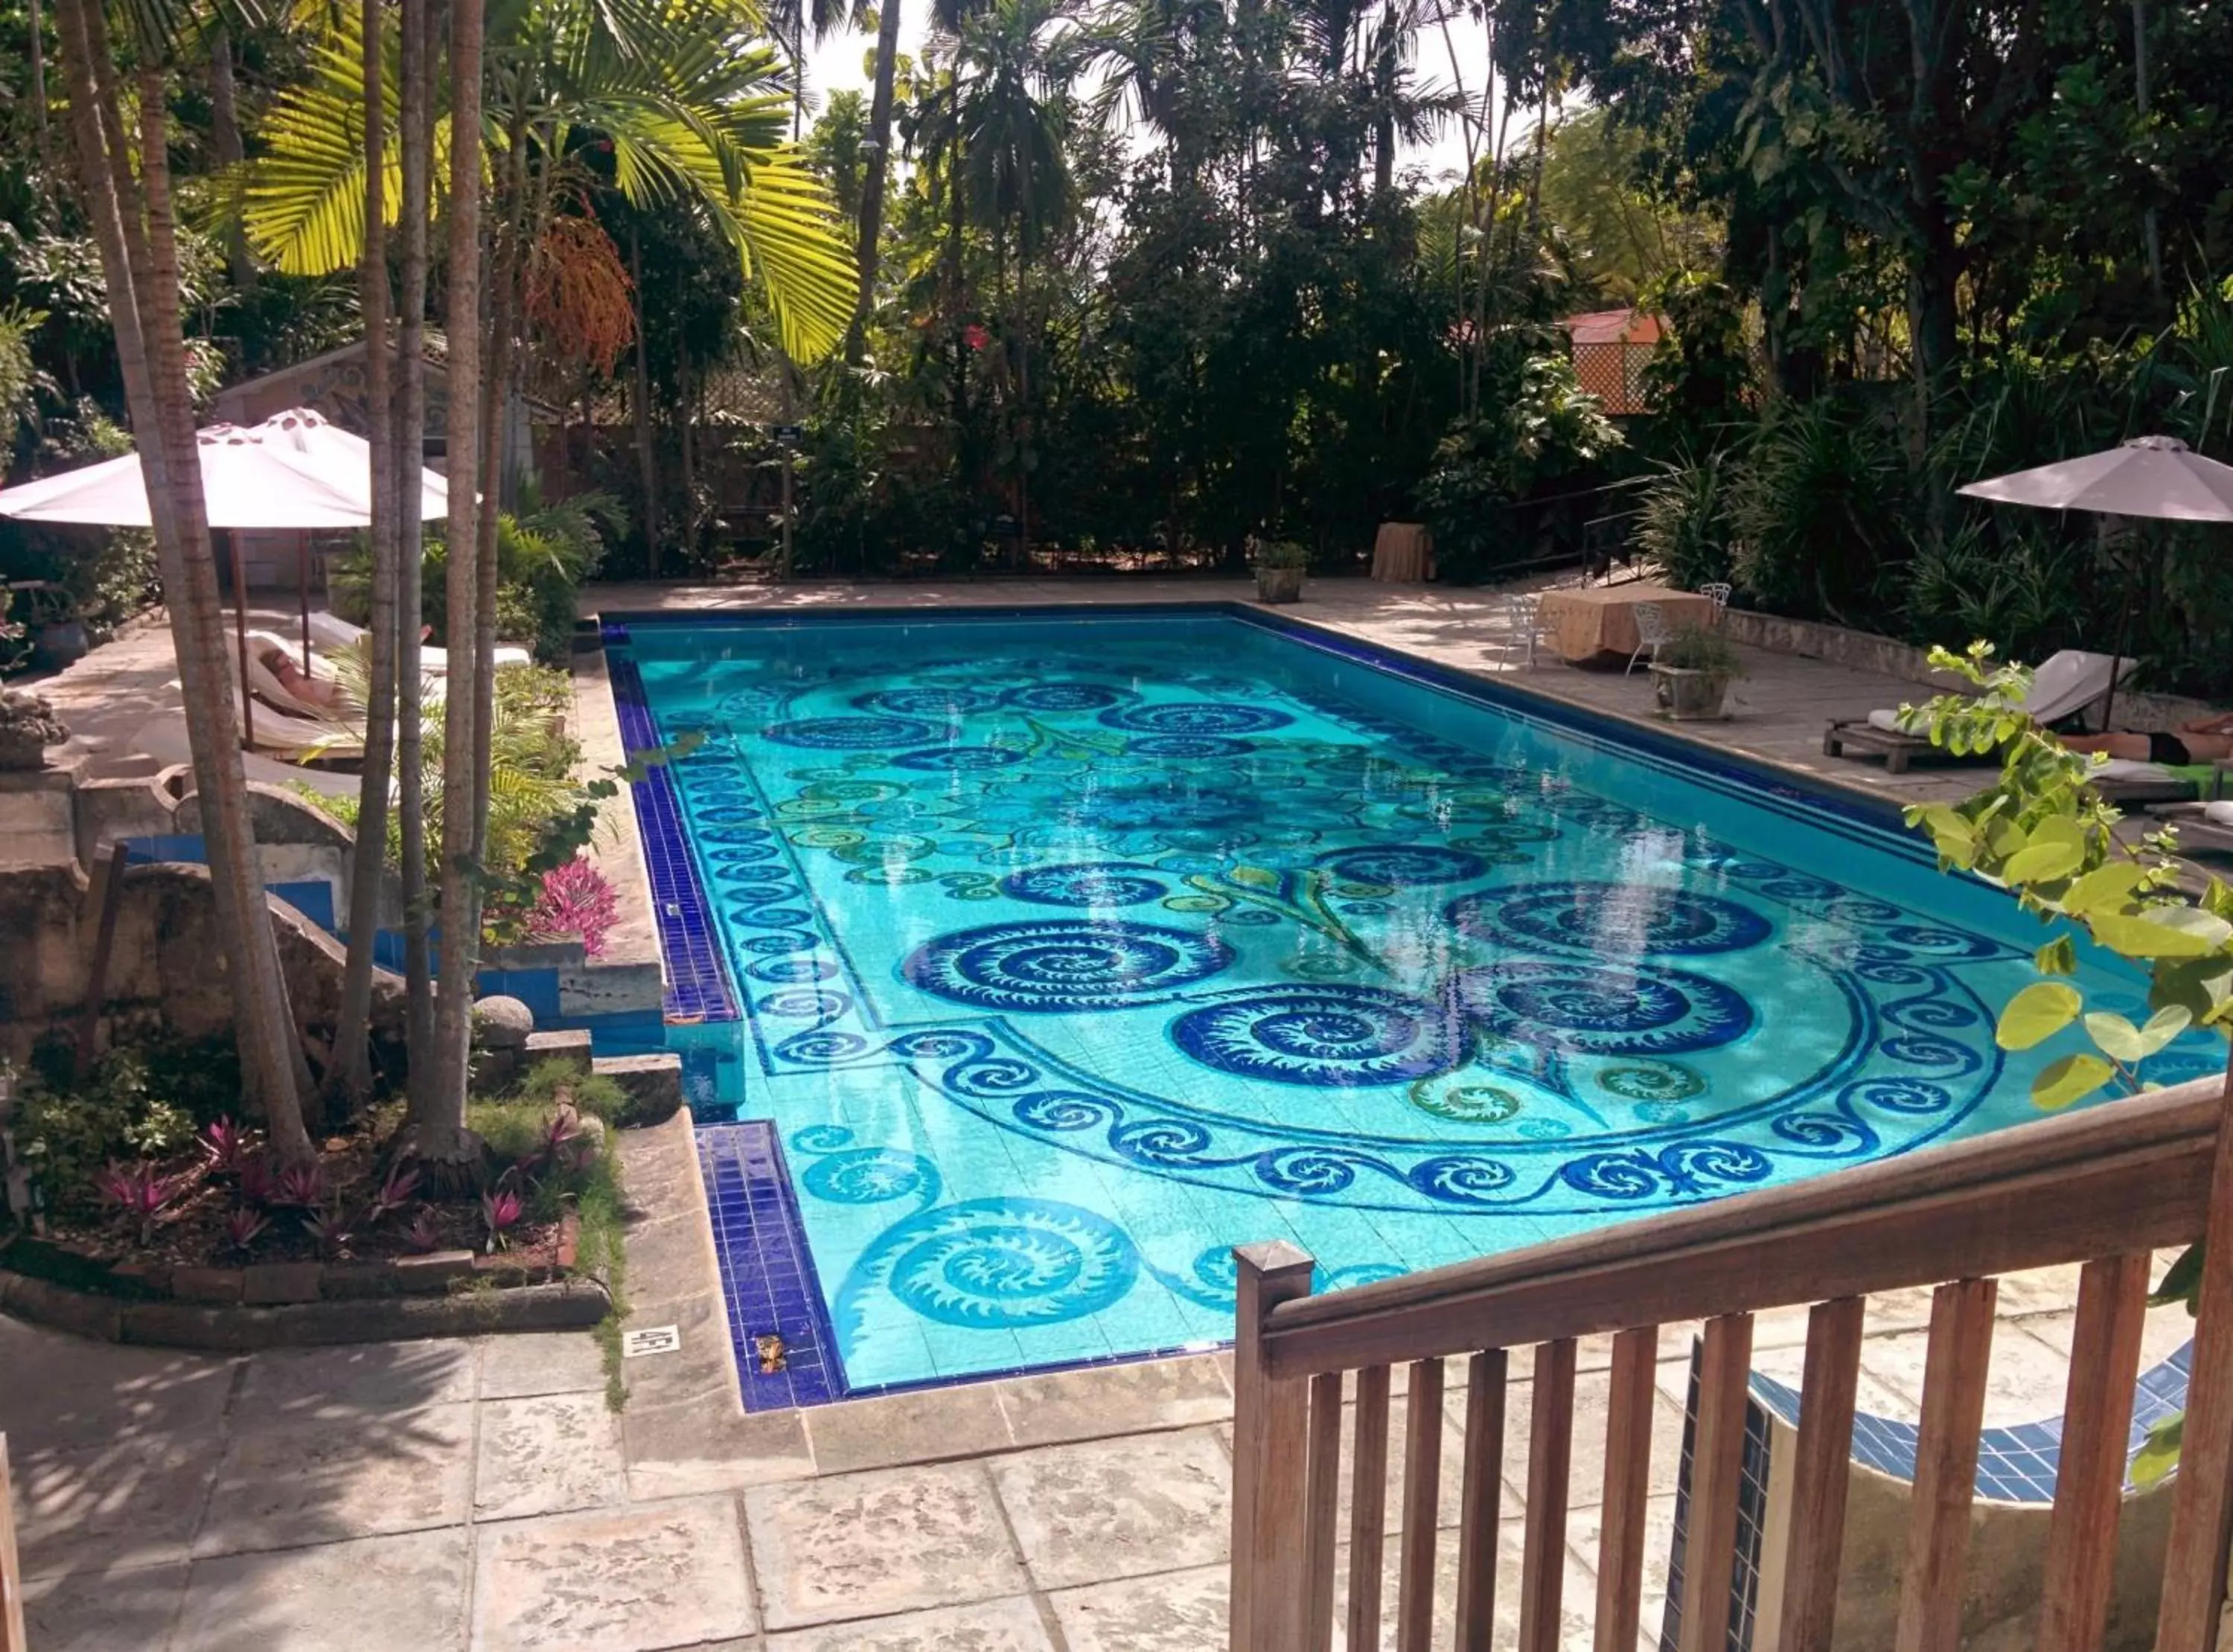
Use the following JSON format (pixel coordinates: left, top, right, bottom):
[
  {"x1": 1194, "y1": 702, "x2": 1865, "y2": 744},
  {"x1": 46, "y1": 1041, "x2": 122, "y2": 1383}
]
[
  {"x1": 1648, "y1": 624, "x2": 1745, "y2": 720},
  {"x1": 1253, "y1": 540, "x2": 1309, "y2": 604},
  {"x1": 16, "y1": 582, "x2": 89, "y2": 670},
  {"x1": 0, "y1": 688, "x2": 68, "y2": 770}
]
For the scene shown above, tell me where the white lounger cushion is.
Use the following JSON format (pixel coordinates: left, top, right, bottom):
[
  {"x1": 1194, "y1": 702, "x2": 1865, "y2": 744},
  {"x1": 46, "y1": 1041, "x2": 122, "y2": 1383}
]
[
  {"x1": 306, "y1": 609, "x2": 530, "y2": 673},
  {"x1": 2093, "y1": 759, "x2": 2176, "y2": 782},
  {"x1": 2205, "y1": 800, "x2": 2233, "y2": 826},
  {"x1": 130, "y1": 717, "x2": 361, "y2": 798},
  {"x1": 1862, "y1": 650, "x2": 2135, "y2": 738}
]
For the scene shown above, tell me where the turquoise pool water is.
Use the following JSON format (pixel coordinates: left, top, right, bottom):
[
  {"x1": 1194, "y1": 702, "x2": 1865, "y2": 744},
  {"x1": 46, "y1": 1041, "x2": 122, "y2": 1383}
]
[{"x1": 616, "y1": 610, "x2": 2214, "y2": 1395}]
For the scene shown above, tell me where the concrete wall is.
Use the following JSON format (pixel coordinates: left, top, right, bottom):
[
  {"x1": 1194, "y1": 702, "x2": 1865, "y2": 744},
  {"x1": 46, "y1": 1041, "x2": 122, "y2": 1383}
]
[
  {"x1": 0, "y1": 859, "x2": 406, "y2": 1066},
  {"x1": 1722, "y1": 608, "x2": 2214, "y2": 731}
]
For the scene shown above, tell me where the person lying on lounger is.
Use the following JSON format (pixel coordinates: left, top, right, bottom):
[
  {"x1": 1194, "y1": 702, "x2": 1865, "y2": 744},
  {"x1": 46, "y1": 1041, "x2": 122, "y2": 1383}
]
[
  {"x1": 2063, "y1": 711, "x2": 2233, "y2": 765},
  {"x1": 255, "y1": 641, "x2": 344, "y2": 710}
]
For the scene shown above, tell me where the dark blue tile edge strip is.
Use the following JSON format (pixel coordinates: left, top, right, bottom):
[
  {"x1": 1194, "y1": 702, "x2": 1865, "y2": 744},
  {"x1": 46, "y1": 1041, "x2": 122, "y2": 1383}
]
[
  {"x1": 1751, "y1": 1339, "x2": 2192, "y2": 1504},
  {"x1": 697, "y1": 1121, "x2": 846, "y2": 1410},
  {"x1": 604, "y1": 651, "x2": 739, "y2": 1023}
]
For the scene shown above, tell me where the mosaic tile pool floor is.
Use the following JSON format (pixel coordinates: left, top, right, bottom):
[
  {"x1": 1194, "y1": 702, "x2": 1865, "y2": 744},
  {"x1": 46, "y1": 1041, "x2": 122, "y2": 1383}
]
[{"x1": 608, "y1": 609, "x2": 2220, "y2": 1401}]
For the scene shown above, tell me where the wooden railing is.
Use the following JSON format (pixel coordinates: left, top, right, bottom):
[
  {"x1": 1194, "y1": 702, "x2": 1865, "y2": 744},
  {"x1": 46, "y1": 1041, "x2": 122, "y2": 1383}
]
[
  {"x1": 1227, "y1": 1073, "x2": 2233, "y2": 1652},
  {"x1": 1, "y1": 1432, "x2": 25, "y2": 1652}
]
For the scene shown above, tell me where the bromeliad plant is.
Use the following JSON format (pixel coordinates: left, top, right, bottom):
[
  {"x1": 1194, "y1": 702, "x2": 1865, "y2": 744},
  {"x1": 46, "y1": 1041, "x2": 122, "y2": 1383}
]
[{"x1": 1902, "y1": 641, "x2": 2229, "y2": 1482}]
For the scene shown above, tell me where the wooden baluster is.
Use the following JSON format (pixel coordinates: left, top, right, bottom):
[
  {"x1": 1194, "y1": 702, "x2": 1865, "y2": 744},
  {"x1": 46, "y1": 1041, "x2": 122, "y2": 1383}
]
[
  {"x1": 1777, "y1": 1297, "x2": 1866, "y2": 1652},
  {"x1": 1455, "y1": 1349, "x2": 1510, "y2": 1652},
  {"x1": 1398, "y1": 1357, "x2": 1447, "y2": 1652},
  {"x1": 1894, "y1": 1278, "x2": 1997, "y2": 1652},
  {"x1": 1349, "y1": 1363, "x2": 1393, "y2": 1651},
  {"x1": 2037, "y1": 1255, "x2": 2149, "y2": 1652},
  {"x1": 1230, "y1": 1242, "x2": 1318, "y2": 1652},
  {"x1": 1676, "y1": 1312, "x2": 1755, "y2": 1652},
  {"x1": 1304, "y1": 1371, "x2": 1345, "y2": 1652},
  {"x1": 1595, "y1": 1326, "x2": 1661, "y2": 1652},
  {"x1": 2159, "y1": 1070, "x2": 2233, "y2": 1652},
  {"x1": 1518, "y1": 1338, "x2": 1579, "y2": 1652},
  {"x1": 1, "y1": 1433, "x2": 23, "y2": 1652}
]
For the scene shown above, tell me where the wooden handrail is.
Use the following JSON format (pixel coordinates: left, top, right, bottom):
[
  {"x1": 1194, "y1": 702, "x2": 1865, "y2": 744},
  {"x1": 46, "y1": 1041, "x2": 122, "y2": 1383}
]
[
  {"x1": 1259, "y1": 1075, "x2": 2222, "y2": 1378},
  {"x1": 1, "y1": 1432, "x2": 25, "y2": 1652},
  {"x1": 1228, "y1": 1075, "x2": 2233, "y2": 1652}
]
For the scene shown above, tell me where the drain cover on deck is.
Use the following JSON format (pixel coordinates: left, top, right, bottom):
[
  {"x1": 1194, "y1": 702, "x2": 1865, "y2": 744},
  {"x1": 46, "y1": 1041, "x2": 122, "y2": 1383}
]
[{"x1": 622, "y1": 1325, "x2": 681, "y2": 1357}]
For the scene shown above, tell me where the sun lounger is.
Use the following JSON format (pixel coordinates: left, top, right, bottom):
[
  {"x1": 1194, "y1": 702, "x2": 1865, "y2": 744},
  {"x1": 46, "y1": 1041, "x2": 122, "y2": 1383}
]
[
  {"x1": 243, "y1": 630, "x2": 349, "y2": 721},
  {"x1": 1824, "y1": 650, "x2": 2133, "y2": 772},
  {"x1": 129, "y1": 715, "x2": 362, "y2": 798},
  {"x1": 2148, "y1": 798, "x2": 2233, "y2": 855},
  {"x1": 2088, "y1": 758, "x2": 2207, "y2": 805},
  {"x1": 306, "y1": 609, "x2": 530, "y2": 673}
]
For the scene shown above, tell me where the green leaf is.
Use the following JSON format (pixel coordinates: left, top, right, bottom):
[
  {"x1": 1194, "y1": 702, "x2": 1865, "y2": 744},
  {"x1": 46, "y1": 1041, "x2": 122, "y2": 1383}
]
[
  {"x1": 2031, "y1": 1052, "x2": 2115, "y2": 1110},
  {"x1": 2137, "y1": 1005, "x2": 2194, "y2": 1057},
  {"x1": 2081, "y1": 1011, "x2": 2144, "y2": 1063},
  {"x1": 2131, "y1": 1412, "x2": 2184, "y2": 1488},
  {"x1": 2150, "y1": 1242, "x2": 2204, "y2": 1313},
  {"x1": 2088, "y1": 912, "x2": 2223, "y2": 958},
  {"x1": 2033, "y1": 935, "x2": 2077, "y2": 976},
  {"x1": 1996, "y1": 981, "x2": 2082, "y2": 1051},
  {"x1": 2062, "y1": 862, "x2": 2145, "y2": 916},
  {"x1": 2002, "y1": 818, "x2": 2087, "y2": 884}
]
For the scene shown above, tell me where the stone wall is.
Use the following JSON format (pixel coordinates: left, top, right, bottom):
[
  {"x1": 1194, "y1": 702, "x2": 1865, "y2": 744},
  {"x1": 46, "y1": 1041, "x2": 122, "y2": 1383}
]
[
  {"x1": 0, "y1": 859, "x2": 405, "y2": 1066},
  {"x1": 1722, "y1": 609, "x2": 2215, "y2": 731}
]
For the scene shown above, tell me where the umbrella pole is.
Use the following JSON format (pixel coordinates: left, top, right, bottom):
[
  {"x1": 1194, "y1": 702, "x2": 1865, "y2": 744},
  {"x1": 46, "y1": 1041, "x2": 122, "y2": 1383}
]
[
  {"x1": 298, "y1": 531, "x2": 311, "y2": 674},
  {"x1": 229, "y1": 528, "x2": 255, "y2": 750},
  {"x1": 2101, "y1": 525, "x2": 2146, "y2": 735}
]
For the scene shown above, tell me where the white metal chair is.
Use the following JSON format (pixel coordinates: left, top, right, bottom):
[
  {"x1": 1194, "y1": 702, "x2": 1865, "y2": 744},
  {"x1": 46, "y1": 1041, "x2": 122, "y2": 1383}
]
[
  {"x1": 1626, "y1": 600, "x2": 1675, "y2": 676},
  {"x1": 1699, "y1": 581, "x2": 1734, "y2": 618},
  {"x1": 1505, "y1": 592, "x2": 1546, "y2": 667}
]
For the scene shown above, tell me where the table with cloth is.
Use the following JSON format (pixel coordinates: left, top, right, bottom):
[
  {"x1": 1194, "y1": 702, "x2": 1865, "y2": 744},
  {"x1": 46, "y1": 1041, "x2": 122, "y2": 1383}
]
[
  {"x1": 1370, "y1": 522, "x2": 1433, "y2": 580},
  {"x1": 1536, "y1": 583, "x2": 1717, "y2": 665}
]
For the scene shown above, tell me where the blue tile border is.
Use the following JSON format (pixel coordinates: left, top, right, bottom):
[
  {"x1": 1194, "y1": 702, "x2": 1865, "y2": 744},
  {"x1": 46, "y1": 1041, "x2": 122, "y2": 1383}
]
[
  {"x1": 1750, "y1": 1341, "x2": 2193, "y2": 1504},
  {"x1": 604, "y1": 652, "x2": 739, "y2": 1023},
  {"x1": 697, "y1": 1121, "x2": 847, "y2": 1410}
]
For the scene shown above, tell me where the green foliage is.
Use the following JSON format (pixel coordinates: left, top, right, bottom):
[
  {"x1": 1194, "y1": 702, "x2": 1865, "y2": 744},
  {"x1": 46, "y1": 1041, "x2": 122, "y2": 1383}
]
[
  {"x1": 1252, "y1": 539, "x2": 1309, "y2": 570},
  {"x1": 1635, "y1": 451, "x2": 1733, "y2": 592},
  {"x1": 1417, "y1": 354, "x2": 1624, "y2": 583},
  {"x1": 11, "y1": 1043, "x2": 223, "y2": 1211},
  {"x1": 1655, "y1": 624, "x2": 1744, "y2": 677},
  {"x1": 511, "y1": 1057, "x2": 630, "y2": 1125},
  {"x1": 1725, "y1": 397, "x2": 1905, "y2": 624}
]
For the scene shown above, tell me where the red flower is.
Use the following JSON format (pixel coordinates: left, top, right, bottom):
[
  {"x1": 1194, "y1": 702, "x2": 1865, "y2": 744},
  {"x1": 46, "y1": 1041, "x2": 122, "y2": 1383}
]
[{"x1": 963, "y1": 323, "x2": 990, "y2": 351}]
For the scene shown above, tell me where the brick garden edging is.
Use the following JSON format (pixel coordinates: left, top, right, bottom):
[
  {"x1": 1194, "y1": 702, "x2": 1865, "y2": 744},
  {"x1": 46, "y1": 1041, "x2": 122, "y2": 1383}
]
[{"x1": 0, "y1": 1217, "x2": 610, "y2": 1350}]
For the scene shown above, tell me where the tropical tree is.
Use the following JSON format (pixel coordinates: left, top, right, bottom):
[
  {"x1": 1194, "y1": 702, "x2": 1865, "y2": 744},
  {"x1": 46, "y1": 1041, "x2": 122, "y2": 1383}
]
[
  {"x1": 242, "y1": 0, "x2": 857, "y2": 364},
  {"x1": 46, "y1": 0, "x2": 317, "y2": 1160}
]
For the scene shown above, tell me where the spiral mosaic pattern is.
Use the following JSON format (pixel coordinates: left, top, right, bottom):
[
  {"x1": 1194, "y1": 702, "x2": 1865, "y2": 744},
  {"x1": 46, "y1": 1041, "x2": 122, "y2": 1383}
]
[
  {"x1": 1449, "y1": 959, "x2": 1754, "y2": 1056},
  {"x1": 1101, "y1": 702, "x2": 1295, "y2": 735},
  {"x1": 1317, "y1": 845, "x2": 1490, "y2": 889},
  {"x1": 841, "y1": 1198, "x2": 1141, "y2": 1328},
  {"x1": 765, "y1": 715, "x2": 940, "y2": 749},
  {"x1": 1002, "y1": 682, "x2": 1136, "y2": 712},
  {"x1": 1000, "y1": 862, "x2": 1169, "y2": 908},
  {"x1": 801, "y1": 1148, "x2": 941, "y2": 1206},
  {"x1": 854, "y1": 687, "x2": 1001, "y2": 717},
  {"x1": 901, "y1": 919, "x2": 1236, "y2": 1011},
  {"x1": 1171, "y1": 986, "x2": 1469, "y2": 1087},
  {"x1": 1127, "y1": 734, "x2": 1257, "y2": 758},
  {"x1": 1447, "y1": 881, "x2": 1772, "y2": 956},
  {"x1": 891, "y1": 745, "x2": 1026, "y2": 772}
]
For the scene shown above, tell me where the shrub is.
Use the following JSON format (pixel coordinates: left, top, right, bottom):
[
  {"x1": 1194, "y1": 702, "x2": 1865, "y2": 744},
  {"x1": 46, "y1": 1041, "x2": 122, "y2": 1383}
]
[
  {"x1": 1635, "y1": 452, "x2": 1733, "y2": 592},
  {"x1": 523, "y1": 857, "x2": 619, "y2": 958},
  {"x1": 1655, "y1": 624, "x2": 1745, "y2": 676},
  {"x1": 1252, "y1": 539, "x2": 1309, "y2": 570}
]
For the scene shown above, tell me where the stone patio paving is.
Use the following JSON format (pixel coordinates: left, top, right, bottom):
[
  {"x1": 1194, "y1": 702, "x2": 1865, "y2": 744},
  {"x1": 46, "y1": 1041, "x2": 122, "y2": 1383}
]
[{"x1": 5, "y1": 575, "x2": 2206, "y2": 1648}]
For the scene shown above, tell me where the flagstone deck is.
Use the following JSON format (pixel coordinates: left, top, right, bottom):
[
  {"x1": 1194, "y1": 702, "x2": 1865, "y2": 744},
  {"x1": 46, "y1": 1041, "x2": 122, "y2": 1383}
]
[{"x1": 4, "y1": 574, "x2": 2207, "y2": 1648}]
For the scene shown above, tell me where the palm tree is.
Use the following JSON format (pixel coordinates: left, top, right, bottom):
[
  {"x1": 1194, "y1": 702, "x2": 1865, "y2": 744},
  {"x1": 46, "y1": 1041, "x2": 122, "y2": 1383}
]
[
  {"x1": 48, "y1": 0, "x2": 317, "y2": 1162},
  {"x1": 397, "y1": 0, "x2": 436, "y2": 1066},
  {"x1": 849, "y1": 0, "x2": 905, "y2": 359},
  {"x1": 331, "y1": 0, "x2": 401, "y2": 1114},
  {"x1": 243, "y1": 0, "x2": 857, "y2": 364},
  {"x1": 421, "y1": 0, "x2": 488, "y2": 1170}
]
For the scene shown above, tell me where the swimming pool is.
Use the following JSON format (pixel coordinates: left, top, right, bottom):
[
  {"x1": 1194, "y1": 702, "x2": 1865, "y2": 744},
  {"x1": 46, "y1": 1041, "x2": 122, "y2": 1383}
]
[{"x1": 606, "y1": 608, "x2": 2217, "y2": 1403}]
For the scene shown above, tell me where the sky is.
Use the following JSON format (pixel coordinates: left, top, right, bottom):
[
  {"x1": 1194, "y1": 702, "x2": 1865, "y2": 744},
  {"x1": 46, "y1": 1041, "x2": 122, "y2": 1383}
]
[{"x1": 799, "y1": 7, "x2": 1506, "y2": 191}]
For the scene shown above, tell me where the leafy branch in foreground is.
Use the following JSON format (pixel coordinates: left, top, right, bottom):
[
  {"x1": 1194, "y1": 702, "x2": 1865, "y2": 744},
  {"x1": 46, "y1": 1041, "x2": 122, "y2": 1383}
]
[{"x1": 1903, "y1": 640, "x2": 2229, "y2": 1484}]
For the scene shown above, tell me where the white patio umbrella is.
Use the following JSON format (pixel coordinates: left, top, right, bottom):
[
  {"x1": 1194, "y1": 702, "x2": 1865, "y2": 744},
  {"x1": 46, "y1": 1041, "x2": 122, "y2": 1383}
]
[
  {"x1": 0, "y1": 407, "x2": 447, "y2": 747},
  {"x1": 1956, "y1": 435, "x2": 2233, "y2": 728}
]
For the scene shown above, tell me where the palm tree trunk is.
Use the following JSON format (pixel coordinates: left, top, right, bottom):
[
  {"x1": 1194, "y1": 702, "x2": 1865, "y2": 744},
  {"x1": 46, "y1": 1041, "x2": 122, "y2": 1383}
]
[
  {"x1": 472, "y1": 123, "x2": 525, "y2": 855},
  {"x1": 333, "y1": 0, "x2": 400, "y2": 1115},
  {"x1": 629, "y1": 225, "x2": 659, "y2": 572},
  {"x1": 419, "y1": 0, "x2": 488, "y2": 1170},
  {"x1": 397, "y1": 0, "x2": 435, "y2": 1079},
  {"x1": 27, "y1": 0, "x2": 53, "y2": 176},
  {"x1": 846, "y1": 0, "x2": 903, "y2": 364},
  {"x1": 207, "y1": 20, "x2": 255, "y2": 289},
  {"x1": 52, "y1": 0, "x2": 314, "y2": 1156}
]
